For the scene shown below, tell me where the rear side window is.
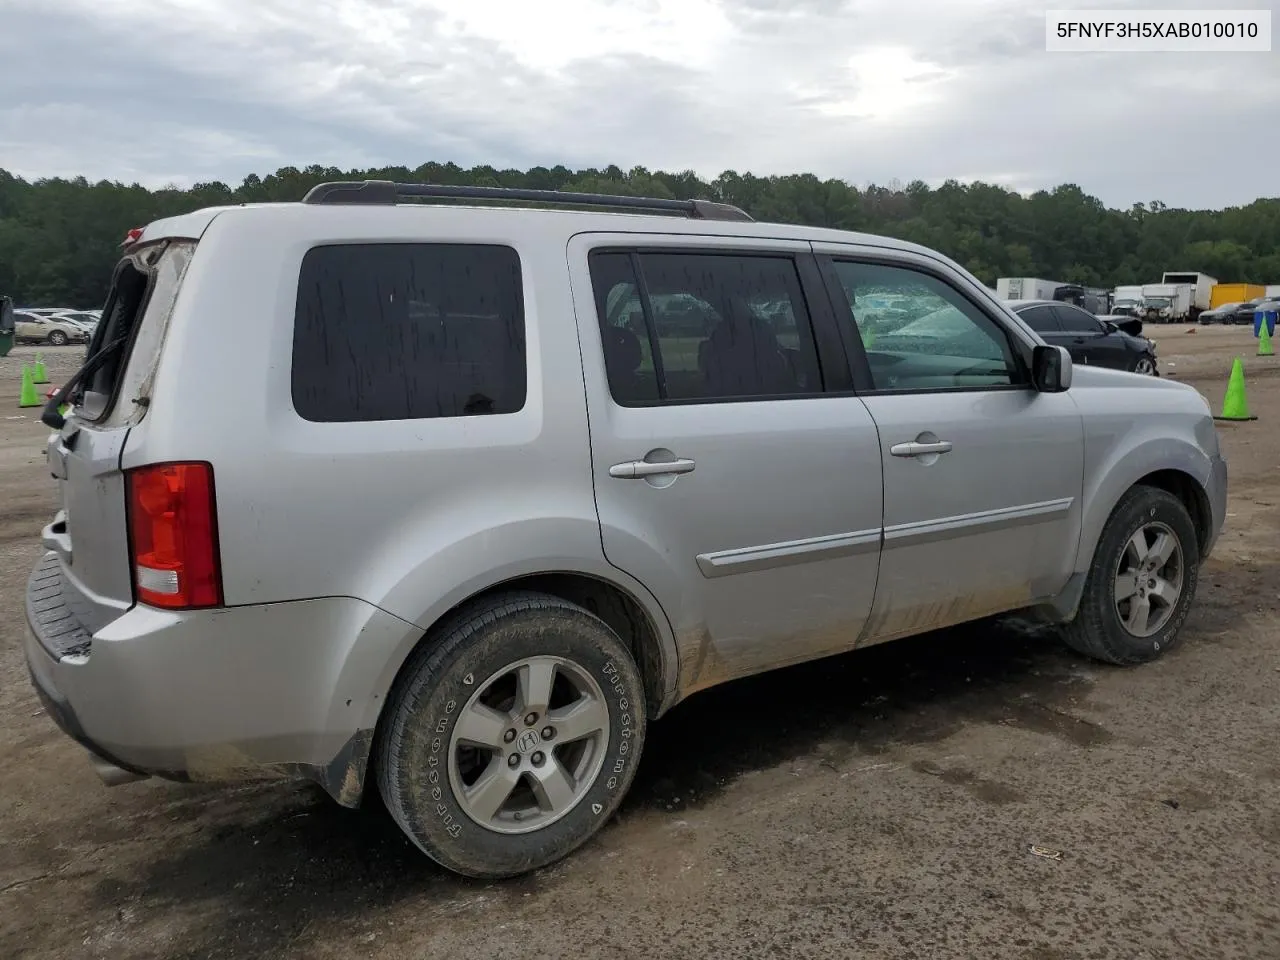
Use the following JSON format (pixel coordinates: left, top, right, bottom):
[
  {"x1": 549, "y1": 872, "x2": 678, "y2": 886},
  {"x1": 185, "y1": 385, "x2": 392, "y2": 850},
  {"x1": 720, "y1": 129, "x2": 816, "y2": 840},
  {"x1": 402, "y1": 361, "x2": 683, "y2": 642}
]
[
  {"x1": 78, "y1": 240, "x2": 195, "y2": 425},
  {"x1": 292, "y1": 244, "x2": 526, "y2": 422}
]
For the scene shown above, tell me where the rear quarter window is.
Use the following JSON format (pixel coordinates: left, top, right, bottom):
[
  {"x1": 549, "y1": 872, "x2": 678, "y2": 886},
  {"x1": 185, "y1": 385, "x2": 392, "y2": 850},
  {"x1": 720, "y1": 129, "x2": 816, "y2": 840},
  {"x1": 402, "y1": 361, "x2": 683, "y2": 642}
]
[{"x1": 291, "y1": 243, "x2": 526, "y2": 422}]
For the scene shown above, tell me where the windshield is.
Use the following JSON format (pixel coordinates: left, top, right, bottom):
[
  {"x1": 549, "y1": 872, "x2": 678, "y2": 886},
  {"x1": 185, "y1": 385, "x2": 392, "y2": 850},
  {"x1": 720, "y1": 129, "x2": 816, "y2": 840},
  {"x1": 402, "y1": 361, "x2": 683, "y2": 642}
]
[{"x1": 1145, "y1": 298, "x2": 1172, "y2": 308}]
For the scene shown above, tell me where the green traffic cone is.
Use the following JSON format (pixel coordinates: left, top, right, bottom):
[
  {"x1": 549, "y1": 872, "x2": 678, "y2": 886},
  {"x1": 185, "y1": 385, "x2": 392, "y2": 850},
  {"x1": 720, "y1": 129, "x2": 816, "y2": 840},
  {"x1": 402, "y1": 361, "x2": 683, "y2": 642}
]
[
  {"x1": 32, "y1": 352, "x2": 48, "y2": 384},
  {"x1": 1214, "y1": 357, "x2": 1257, "y2": 421},
  {"x1": 1259, "y1": 323, "x2": 1275, "y2": 357},
  {"x1": 18, "y1": 365, "x2": 41, "y2": 408}
]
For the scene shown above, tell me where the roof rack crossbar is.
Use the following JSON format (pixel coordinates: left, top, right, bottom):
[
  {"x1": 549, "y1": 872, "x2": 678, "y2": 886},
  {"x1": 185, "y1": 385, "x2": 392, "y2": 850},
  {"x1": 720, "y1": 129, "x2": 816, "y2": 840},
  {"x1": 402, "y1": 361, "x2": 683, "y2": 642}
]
[{"x1": 300, "y1": 180, "x2": 754, "y2": 222}]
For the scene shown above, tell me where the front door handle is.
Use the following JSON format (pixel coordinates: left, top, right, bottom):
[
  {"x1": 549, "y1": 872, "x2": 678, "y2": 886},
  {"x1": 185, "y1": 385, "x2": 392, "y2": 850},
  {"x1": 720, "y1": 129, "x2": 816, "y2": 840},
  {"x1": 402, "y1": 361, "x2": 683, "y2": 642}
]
[
  {"x1": 609, "y1": 458, "x2": 696, "y2": 479},
  {"x1": 890, "y1": 440, "x2": 953, "y2": 458}
]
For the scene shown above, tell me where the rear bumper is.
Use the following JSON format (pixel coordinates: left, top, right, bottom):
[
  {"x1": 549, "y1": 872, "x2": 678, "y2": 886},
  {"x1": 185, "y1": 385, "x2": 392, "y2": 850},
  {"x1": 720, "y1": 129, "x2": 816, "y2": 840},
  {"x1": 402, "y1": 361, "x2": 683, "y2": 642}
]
[{"x1": 24, "y1": 551, "x2": 417, "y2": 806}]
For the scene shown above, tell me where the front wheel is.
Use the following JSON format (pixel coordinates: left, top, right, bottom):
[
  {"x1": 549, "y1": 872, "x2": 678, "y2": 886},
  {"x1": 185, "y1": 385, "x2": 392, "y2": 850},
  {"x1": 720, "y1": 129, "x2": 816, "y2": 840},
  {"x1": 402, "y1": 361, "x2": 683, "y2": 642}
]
[
  {"x1": 1061, "y1": 485, "x2": 1199, "y2": 665},
  {"x1": 376, "y1": 591, "x2": 647, "y2": 879},
  {"x1": 1131, "y1": 355, "x2": 1157, "y2": 376},
  {"x1": 47, "y1": 330, "x2": 68, "y2": 346}
]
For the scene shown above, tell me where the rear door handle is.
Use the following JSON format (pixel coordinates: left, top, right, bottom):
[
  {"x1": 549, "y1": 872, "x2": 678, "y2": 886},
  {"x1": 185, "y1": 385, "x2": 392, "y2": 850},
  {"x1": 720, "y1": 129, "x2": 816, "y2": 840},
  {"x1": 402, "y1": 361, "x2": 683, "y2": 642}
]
[
  {"x1": 890, "y1": 440, "x2": 953, "y2": 458},
  {"x1": 609, "y1": 458, "x2": 696, "y2": 479}
]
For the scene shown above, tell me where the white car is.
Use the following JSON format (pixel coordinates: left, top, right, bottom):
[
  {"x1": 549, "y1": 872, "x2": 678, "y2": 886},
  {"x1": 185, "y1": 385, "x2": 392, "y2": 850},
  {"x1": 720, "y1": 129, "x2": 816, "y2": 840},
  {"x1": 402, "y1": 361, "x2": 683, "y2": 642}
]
[{"x1": 52, "y1": 311, "x2": 101, "y2": 335}]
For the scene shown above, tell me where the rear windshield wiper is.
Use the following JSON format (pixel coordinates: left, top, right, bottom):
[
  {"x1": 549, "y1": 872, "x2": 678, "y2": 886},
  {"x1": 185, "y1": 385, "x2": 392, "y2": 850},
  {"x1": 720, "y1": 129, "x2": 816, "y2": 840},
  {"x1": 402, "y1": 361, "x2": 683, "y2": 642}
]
[{"x1": 40, "y1": 335, "x2": 130, "y2": 430}]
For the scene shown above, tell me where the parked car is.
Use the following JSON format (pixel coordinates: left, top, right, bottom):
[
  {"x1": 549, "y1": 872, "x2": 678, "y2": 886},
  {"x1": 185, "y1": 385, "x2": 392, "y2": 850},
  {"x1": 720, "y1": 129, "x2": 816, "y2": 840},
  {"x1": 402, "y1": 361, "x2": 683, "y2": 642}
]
[
  {"x1": 13, "y1": 310, "x2": 91, "y2": 345},
  {"x1": 25, "y1": 181, "x2": 1227, "y2": 881},
  {"x1": 1007, "y1": 299, "x2": 1159, "y2": 375},
  {"x1": 1207, "y1": 301, "x2": 1261, "y2": 325},
  {"x1": 52, "y1": 310, "x2": 101, "y2": 334},
  {"x1": 21, "y1": 306, "x2": 81, "y2": 317},
  {"x1": 1198, "y1": 302, "x2": 1240, "y2": 324}
]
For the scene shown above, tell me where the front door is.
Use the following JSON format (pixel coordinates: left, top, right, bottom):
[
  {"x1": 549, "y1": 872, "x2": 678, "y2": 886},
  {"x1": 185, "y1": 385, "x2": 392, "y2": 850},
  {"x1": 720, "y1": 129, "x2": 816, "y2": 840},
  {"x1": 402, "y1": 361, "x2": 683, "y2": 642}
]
[
  {"x1": 569, "y1": 234, "x2": 884, "y2": 696},
  {"x1": 1053, "y1": 304, "x2": 1123, "y2": 370},
  {"x1": 816, "y1": 247, "x2": 1085, "y2": 644}
]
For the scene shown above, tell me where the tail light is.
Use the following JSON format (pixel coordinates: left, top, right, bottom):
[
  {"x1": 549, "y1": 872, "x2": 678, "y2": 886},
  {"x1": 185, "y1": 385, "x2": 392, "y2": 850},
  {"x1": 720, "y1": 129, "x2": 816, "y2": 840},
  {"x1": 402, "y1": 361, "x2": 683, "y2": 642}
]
[{"x1": 126, "y1": 462, "x2": 222, "y2": 609}]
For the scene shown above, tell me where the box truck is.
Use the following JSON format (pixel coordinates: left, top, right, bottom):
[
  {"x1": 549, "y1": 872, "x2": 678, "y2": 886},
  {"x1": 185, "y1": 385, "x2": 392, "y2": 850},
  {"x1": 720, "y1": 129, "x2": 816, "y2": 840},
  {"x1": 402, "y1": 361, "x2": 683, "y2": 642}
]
[
  {"x1": 996, "y1": 277, "x2": 1062, "y2": 301},
  {"x1": 1161, "y1": 272, "x2": 1217, "y2": 320},
  {"x1": 1141, "y1": 284, "x2": 1195, "y2": 323},
  {"x1": 1111, "y1": 285, "x2": 1146, "y2": 317},
  {"x1": 1210, "y1": 283, "x2": 1264, "y2": 308}
]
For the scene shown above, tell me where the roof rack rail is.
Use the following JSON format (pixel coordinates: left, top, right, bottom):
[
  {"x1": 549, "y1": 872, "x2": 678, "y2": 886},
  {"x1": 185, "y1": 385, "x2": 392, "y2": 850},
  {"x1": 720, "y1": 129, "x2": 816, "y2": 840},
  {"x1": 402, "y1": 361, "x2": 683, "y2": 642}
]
[{"x1": 300, "y1": 180, "x2": 754, "y2": 222}]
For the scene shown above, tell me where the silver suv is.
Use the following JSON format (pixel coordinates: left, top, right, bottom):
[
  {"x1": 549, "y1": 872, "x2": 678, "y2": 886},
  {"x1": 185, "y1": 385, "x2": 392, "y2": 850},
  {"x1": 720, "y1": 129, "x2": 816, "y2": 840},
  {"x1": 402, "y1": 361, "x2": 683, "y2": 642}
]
[{"x1": 25, "y1": 181, "x2": 1227, "y2": 879}]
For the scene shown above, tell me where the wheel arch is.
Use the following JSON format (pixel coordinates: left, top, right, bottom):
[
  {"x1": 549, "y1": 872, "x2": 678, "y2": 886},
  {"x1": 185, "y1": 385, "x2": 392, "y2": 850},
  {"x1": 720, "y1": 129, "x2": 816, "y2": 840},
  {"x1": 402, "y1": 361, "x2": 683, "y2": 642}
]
[
  {"x1": 1076, "y1": 432, "x2": 1213, "y2": 573},
  {"x1": 1132, "y1": 468, "x2": 1213, "y2": 559},
  {"x1": 342, "y1": 569, "x2": 677, "y2": 806},
  {"x1": 1039, "y1": 429, "x2": 1213, "y2": 627}
]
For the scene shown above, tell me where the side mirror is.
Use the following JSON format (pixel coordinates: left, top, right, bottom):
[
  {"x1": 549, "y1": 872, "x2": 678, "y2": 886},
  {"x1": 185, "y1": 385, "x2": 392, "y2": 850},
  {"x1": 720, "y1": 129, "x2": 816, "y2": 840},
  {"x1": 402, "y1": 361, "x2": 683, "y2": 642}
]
[
  {"x1": 1032, "y1": 344, "x2": 1072, "y2": 393},
  {"x1": 1102, "y1": 320, "x2": 1118, "y2": 333}
]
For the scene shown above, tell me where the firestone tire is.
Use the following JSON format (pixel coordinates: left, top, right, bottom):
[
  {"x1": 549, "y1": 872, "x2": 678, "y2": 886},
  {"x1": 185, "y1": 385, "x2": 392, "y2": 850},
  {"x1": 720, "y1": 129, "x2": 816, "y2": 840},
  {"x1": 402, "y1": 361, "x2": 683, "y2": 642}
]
[
  {"x1": 376, "y1": 591, "x2": 647, "y2": 880},
  {"x1": 1061, "y1": 485, "x2": 1199, "y2": 666}
]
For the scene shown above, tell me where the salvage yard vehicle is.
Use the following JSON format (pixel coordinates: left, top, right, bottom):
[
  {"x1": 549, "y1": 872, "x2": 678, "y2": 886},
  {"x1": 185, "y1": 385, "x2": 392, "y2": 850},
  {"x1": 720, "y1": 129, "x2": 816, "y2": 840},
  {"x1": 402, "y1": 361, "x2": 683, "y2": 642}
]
[
  {"x1": 1008, "y1": 299, "x2": 1159, "y2": 375},
  {"x1": 26, "y1": 182, "x2": 1227, "y2": 880},
  {"x1": 14, "y1": 310, "x2": 91, "y2": 346}
]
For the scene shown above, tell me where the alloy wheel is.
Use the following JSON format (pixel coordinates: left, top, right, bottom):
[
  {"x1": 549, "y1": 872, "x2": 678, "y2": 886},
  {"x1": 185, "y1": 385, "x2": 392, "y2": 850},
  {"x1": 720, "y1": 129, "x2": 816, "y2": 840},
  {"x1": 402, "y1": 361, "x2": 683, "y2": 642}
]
[
  {"x1": 448, "y1": 655, "x2": 610, "y2": 835},
  {"x1": 1113, "y1": 521, "x2": 1183, "y2": 638}
]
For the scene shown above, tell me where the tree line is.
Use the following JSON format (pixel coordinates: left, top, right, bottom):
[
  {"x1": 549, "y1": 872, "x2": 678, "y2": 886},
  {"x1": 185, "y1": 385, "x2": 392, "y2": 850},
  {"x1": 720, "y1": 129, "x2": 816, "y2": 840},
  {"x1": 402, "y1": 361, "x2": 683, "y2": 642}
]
[{"x1": 2, "y1": 163, "x2": 1277, "y2": 307}]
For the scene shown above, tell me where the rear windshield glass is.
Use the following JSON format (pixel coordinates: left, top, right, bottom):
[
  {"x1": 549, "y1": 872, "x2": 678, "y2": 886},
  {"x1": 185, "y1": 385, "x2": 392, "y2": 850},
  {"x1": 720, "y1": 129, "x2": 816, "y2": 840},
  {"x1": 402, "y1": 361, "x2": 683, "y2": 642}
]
[
  {"x1": 79, "y1": 241, "x2": 195, "y2": 424},
  {"x1": 291, "y1": 243, "x2": 526, "y2": 422}
]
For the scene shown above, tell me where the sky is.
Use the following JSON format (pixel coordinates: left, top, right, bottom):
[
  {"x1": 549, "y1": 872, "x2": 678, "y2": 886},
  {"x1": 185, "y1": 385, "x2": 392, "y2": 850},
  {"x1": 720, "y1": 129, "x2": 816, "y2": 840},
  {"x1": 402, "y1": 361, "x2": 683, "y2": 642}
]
[{"x1": 2, "y1": 0, "x2": 1277, "y2": 210}]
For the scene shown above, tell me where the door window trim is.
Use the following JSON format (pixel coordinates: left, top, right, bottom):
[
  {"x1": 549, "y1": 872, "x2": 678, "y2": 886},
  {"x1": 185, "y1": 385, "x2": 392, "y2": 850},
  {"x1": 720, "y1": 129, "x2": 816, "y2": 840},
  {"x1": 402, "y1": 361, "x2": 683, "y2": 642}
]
[
  {"x1": 586, "y1": 245, "x2": 853, "y2": 408},
  {"x1": 815, "y1": 252, "x2": 1035, "y2": 396}
]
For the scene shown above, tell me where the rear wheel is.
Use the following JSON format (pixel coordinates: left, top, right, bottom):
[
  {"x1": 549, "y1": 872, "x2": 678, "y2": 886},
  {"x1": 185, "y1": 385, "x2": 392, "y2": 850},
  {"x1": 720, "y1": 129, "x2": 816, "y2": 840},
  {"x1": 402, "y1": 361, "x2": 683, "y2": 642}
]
[
  {"x1": 47, "y1": 330, "x2": 68, "y2": 346},
  {"x1": 377, "y1": 591, "x2": 647, "y2": 879},
  {"x1": 1062, "y1": 486, "x2": 1198, "y2": 665}
]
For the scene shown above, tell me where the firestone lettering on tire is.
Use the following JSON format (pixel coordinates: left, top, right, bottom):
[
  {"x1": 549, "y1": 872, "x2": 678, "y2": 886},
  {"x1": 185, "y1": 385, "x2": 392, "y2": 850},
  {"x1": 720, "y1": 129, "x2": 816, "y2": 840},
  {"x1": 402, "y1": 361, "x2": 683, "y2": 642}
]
[{"x1": 601, "y1": 661, "x2": 633, "y2": 790}]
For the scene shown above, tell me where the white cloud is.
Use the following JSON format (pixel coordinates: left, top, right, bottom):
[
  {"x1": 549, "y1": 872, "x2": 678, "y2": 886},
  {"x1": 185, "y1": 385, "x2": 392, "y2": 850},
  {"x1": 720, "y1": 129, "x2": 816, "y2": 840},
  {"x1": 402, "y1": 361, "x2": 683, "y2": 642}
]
[{"x1": 0, "y1": 0, "x2": 1276, "y2": 208}]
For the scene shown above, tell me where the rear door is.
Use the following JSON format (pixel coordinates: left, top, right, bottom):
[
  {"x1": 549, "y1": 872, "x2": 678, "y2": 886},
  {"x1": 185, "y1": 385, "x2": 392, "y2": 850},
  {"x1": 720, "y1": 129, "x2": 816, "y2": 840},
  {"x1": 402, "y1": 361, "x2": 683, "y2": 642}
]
[
  {"x1": 569, "y1": 233, "x2": 884, "y2": 694},
  {"x1": 45, "y1": 240, "x2": 195, "y2": 632},
  {"x1": 814, "y1": 245, "x2": 1085, "y2": 645}
]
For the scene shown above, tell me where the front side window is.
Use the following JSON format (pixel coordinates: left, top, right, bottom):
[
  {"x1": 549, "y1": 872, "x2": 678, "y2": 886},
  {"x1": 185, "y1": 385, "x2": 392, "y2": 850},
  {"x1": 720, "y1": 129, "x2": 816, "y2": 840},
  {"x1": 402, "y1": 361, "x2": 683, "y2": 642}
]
[
  {"x1": 1019, "y1": 305, "x2": 1061, "y2": 334},
  {"x1": 830, "y1": 260, "x2": 1023, "y2": 392},
  {"x1": 1055, "y1": 305, "x2": 1103, "y2": 333},
  {"x1": 589, "y1": 251, "x2": 822, "y2": 405},
  {"x1": 292, "y1": 243, "x2": 526, "y2": 422}
]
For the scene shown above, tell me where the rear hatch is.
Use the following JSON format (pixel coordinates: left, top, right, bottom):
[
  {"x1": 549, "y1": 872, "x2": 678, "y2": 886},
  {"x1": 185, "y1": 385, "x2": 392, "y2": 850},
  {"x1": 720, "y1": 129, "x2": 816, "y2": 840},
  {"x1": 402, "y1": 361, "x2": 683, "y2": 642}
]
[{"x1": 44, "y1": 240, "x2": 195, "y2": 633}]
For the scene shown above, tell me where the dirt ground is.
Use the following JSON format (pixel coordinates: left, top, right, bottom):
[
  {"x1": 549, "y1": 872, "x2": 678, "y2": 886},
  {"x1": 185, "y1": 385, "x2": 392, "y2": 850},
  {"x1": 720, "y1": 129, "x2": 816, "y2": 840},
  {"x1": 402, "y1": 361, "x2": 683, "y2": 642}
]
[{"x1": 1, "y1": 330, "x2": 1278, "y2": 960}]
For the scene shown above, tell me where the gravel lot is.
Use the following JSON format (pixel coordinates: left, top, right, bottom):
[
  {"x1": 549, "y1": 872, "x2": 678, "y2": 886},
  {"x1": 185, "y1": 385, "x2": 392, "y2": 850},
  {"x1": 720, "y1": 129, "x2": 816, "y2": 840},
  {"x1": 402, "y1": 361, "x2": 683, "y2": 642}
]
[{"x1": 2, "y1": 331, "x2": 1278, "y2": 960}]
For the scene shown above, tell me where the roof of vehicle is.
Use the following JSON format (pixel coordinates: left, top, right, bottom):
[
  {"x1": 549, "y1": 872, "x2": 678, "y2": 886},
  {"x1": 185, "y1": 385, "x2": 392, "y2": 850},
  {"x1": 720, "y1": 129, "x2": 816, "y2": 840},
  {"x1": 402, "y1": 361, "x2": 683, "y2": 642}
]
[
  {"x1": 124, "y1": 181, "x2": 946, "y2": 262},
  {"x1": 1005, "y1": 299, "x2": 1062, "y2": 309}
]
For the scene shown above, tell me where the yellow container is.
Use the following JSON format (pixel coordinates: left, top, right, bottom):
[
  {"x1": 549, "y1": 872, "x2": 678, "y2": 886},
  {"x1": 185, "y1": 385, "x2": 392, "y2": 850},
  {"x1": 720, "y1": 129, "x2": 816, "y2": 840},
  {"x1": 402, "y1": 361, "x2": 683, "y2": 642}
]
[{"x1": 1211, "y1": 283, "x2": 1265, "y2": 308}]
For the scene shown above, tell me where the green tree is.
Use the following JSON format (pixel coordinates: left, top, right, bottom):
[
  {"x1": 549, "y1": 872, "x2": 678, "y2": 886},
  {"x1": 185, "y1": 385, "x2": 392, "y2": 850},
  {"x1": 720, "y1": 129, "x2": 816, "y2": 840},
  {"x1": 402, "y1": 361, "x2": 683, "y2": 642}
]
[{"x1": 1, "y1": 163, "x2": 1277, "y2": 307}]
